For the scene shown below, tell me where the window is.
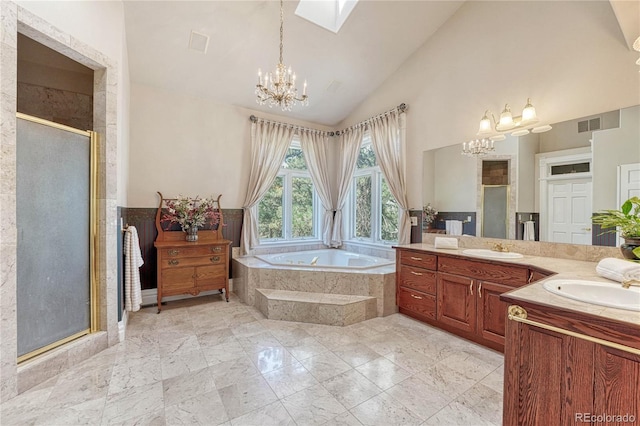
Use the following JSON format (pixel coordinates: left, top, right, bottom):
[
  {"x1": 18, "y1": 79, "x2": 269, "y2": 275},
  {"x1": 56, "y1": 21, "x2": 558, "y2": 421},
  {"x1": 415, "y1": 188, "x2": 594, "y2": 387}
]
[
  {"x1": 258, "y1": 140, "x2": 318, "y2": 242},
  {"x1": 350, "y1": 137, "x2": 399, "y2": 243}
]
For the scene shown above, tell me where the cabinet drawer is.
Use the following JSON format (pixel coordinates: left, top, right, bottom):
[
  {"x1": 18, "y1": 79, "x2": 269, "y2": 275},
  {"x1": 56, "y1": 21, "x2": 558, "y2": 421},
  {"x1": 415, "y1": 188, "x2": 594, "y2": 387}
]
[
  {"x1": 161, "y1": 267, "x2": 195, "y2": 290},
  {"x1": 438, "y1": 256, "x2": 528, "y2": 286},
  {"x1": 161, "y1": 255, "x2": 226, "y2": 269},
  {"x1": 398, "y1": 266, "x2": 436, "y2": 294},
  {"x1": 195, "y1": 265, "x2": 226, "y2": 282},
  {"x1": 398, "y1": 287, "x2": 436, "y2": 320},
  {"x1": 399, "y1": 250, "x2": 437, "y2": 270},
  {"x1": 163, "y1": 245, "x2": 226, "y2": 258}
]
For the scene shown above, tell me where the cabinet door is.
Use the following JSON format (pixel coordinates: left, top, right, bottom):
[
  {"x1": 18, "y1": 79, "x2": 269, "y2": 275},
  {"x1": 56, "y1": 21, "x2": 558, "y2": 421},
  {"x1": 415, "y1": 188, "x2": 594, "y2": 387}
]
[
  {"x1": 437, "y1": 272, "x2": 476, "y2": 333},
  {"x1": 195, "y1": 264, "x2": 226, "y2": 289},
  {"x1": 593, "y1": 345, "x2": 640, "y2": 422},
  {"x1": 161, "y1": 267, "x2": 196, "y2": 294},
  {"x1": 477, "y1": 280, "x2": 512, "y2": 346}
]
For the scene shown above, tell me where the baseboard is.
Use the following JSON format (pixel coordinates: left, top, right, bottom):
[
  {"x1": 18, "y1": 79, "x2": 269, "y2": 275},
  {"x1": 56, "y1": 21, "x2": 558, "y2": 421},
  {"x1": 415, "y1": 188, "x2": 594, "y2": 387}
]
[
  {"x1": 118, "y1": 310, "x2": 128, "y2": 342},
  {"x1": 141, "y1": 279, "x2": 234, "y2": 307}
]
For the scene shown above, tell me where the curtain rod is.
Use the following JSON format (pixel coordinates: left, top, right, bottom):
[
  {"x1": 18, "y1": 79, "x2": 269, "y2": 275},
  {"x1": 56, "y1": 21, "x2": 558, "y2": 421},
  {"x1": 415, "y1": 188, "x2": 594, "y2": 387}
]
[
  {"x1": 334, "y1": 103, "x2": 407, "y2": 136},
  {"x1": 248, "y1": 102, "x2": 406, "y2": 137},
  {"x1": 249, "y1": 115, "x2": 334, "y2": 136}
]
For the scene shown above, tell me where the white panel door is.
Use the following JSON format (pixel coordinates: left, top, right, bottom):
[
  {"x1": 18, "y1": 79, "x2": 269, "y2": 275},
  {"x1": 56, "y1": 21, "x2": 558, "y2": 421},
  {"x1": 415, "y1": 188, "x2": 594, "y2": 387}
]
[
  {"x1": 617, "y1": 163, "x2": 640, "y2": 246},
  {"x1": 548, "y1": 178, "x2": 592, "y2": 245}
]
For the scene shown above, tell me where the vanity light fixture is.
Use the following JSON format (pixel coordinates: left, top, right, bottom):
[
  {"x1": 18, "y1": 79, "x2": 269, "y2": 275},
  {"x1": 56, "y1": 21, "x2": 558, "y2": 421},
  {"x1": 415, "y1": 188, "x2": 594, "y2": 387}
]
[
  {"x1": 476, "y1": 98, "x2": 551, "y2": 137},
  {"x1": 634, "y1": 36, "x2": 640, "y2": 69}
]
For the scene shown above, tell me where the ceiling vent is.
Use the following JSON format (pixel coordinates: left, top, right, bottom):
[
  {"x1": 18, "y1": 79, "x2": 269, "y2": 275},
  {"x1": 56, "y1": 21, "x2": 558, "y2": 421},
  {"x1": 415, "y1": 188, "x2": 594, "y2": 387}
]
[
  {"x1": 577, "y1": 117, "x2": 601, "y2": 133},
  {"x1": 189, "y1": 31, "x2": 210, "y2": 54}
]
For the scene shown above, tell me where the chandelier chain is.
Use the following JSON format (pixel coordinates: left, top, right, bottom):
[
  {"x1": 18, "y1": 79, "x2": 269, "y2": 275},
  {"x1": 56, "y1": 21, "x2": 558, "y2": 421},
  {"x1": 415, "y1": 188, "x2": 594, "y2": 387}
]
[{"x1": 279, "y1": 0, "x2": 284, "y2": 65}]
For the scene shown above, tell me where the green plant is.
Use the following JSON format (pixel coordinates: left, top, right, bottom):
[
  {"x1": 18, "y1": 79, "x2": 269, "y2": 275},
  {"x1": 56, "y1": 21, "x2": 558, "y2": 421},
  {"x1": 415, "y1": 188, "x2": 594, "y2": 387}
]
[{"x1": 592, "y1": 196, "x2": 640, "y2": 239}]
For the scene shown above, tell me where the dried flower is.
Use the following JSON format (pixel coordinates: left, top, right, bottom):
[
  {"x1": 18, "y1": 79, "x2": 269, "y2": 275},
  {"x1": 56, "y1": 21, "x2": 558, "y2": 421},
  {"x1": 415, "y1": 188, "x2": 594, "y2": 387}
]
[
  {"x1": 161, "y1": 195, "x2": 221, "y2": 231},
  {"x1": 423, "y1": 203, "x2": 438, "y2": 225}
]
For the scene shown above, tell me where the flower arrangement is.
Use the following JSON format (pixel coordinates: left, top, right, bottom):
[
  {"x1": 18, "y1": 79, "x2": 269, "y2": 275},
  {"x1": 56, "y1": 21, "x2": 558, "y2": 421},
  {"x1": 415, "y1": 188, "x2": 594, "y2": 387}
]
[
  {"x1": 161, "y1": 195, "x2": 221, "y2": 231},
  {"x1": 423, "y1": 203, "x2": 438, "y2": 225}
]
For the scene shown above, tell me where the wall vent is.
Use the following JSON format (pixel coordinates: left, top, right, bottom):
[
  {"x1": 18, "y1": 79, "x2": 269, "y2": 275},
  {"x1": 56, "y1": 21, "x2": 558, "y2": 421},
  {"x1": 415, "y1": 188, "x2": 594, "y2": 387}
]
[
  {"x1": 578, "y1": 117, "x2": 601, "y2": 133},
  {"x1": 188, "y1": 31, "x2": 210, "y2": 54}
]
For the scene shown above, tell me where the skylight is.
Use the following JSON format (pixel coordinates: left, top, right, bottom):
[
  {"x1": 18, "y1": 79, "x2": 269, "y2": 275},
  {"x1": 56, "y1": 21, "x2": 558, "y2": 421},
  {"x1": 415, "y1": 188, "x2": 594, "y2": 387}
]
[{"x1": 295, "y1": 0, "x2": 359, "y2": 34}]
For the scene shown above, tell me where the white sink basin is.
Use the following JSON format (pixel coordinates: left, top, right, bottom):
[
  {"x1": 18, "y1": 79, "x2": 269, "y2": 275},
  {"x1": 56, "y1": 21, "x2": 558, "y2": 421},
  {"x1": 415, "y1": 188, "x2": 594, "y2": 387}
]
[
  {"x1": 542, "y1": 279, "x2": 640, "y2": 311},
  {"x1": 462, "y1": 249, "x2": 524, "y2": 259}
]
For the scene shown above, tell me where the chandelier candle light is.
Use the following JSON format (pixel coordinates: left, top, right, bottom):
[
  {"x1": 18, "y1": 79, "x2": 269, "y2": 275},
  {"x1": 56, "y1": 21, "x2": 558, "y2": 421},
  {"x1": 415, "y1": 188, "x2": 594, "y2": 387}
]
[
  {"x1": 256, "y1": 0, "x2": 308, "y2": 111},
  {"x1": 462, "y1": 138, "x2": 495, "y2": 156}
]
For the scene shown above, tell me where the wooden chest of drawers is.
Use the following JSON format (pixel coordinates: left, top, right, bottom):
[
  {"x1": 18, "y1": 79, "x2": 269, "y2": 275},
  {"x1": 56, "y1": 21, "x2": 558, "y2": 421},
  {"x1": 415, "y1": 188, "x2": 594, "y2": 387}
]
[{"x1": 155, "y1": 239, "x2": 231, "y2": 312}]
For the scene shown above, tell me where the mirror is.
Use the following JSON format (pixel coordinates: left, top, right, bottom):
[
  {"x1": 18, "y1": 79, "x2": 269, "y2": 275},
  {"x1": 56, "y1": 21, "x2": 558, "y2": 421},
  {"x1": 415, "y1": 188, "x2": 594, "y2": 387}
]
[{"x1": 422, "y1": 105, "x2": 640, "y2": 246}]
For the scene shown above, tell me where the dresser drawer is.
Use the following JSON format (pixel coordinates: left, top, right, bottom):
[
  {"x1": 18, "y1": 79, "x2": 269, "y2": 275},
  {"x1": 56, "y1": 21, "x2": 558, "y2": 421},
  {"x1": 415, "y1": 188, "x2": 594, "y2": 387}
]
[
  {"x1": 398, "y1": 265, "x2": 436, "y2": 295},
  {"x1": 163, "y1": 245, "x2": 226, "y2": 258},
  {"x1": 438, "y1": 256, "x2": 528, "y2": 286},
  {"x1": 161, "y1": 255, "x2": 226, "y2": 269},
  {"x1": 398, "y1": 287, "x2": 436, "y2": 320},
  {"x1": 399, "y1": 250, "x2": 437, "y2": 270}
]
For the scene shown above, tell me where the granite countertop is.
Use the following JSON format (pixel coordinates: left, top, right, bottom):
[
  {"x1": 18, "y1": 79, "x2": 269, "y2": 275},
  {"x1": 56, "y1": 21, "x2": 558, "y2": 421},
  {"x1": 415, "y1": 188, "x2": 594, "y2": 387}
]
[{"x1": 395, "y1": 243, "x2": 640, "y2": 327}]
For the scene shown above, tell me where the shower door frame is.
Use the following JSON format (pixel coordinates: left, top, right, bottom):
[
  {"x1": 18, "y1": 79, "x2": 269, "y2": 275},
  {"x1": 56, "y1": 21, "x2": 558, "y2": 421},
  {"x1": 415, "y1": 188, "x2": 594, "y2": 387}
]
[{"x1": 16, "y1": 112, "x2": 99, "y2": 364}]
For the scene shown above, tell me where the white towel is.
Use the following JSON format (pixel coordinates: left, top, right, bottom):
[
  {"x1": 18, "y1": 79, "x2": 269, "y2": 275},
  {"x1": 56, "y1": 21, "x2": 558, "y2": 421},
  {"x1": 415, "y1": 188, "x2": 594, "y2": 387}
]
[
  {"x1": 596, "y1": 257, "x2": 640, "y2": 283},
  {"x1": 446, "y1": 220, "x2": 463, "y2": 236},
  {"x1": 524, "y1": 221, "x2": 535, "y2": 241},
  {"x1": 124, "y1": 226, "x2": 144, "y2": 312},
  {"x1": 434, "y1": 237, "x2": 459, "y2": 249}
]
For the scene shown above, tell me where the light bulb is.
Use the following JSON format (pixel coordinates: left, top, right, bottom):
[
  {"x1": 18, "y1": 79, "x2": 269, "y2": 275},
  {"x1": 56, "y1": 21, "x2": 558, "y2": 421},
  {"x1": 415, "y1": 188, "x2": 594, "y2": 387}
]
[
  {"x1": 521, "y1": 98, "x2": 538, "y2": 123},
  {"x1": 477, "y1": 111, "x2": 492, "y2": 135}
]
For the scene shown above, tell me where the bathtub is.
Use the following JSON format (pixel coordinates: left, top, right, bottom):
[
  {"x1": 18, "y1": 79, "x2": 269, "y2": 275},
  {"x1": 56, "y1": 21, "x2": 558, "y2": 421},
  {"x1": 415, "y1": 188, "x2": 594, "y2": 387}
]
[
  {"x1": 232, "y1": 249, "x2": 397, "y2": 317},
  {"x1": 255, "y1": 249, "x2": 394, "y2": 270}
]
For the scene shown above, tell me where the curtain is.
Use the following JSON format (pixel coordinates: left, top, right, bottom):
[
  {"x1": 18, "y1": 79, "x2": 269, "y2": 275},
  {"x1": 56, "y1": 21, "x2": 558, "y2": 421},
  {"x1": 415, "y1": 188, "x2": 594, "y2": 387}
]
[
  {"x1": 300, "y1": 130, "x2": 334, "y2": 246},
  {"x1": 368, "y1": 110, "x2": 411, "y2": 244},
  {"x1": 240, "y1": 120, "x2": 294, "y2": 255},
  {"x1": 331, "y1": 125, "x2": 364, "y2": 247}
]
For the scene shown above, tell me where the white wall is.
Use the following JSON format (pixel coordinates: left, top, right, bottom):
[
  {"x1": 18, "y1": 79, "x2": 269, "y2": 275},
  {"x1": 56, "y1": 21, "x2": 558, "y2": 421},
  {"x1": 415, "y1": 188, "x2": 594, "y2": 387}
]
[
  {"x1": 517, "y1": 133, "x2": 539, "y2": 212},
  {"x1": 16, "y1": 0, "x2": 131, "y2": 206},
  {"x1": 128, "y1": 83, "x2": 334, "y2": 208},
  {"x1": 431, "y1": 144, "x2": 476, "y2": 211},
  {"x1": 337, "y1": 1, "x2": 640, "y2": 209},
  {"x1": 592, "y1": 105, "x2": 640, "y2": 211}
]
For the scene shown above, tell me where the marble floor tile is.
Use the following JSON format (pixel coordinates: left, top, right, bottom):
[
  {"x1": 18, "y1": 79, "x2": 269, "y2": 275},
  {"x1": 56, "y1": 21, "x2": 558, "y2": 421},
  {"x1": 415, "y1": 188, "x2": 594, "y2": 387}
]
[
  {"x1": 218, "y1": 374, "x2": 278, "y2": 419},
  {"x1": 280, "y1": 384, "x2": 347, "y2": 426},
  {"x1": 229, "y1": 400, "x2": 295, "y2": 426},
  {"x1": 321, "y1": 369, "x2": 382, "y2": 409},
  {"x1": 350, "y1": 392, "x2": 423, "y2": 426},
  {"x1": 1, "y1": 297, "x2": 505, "y2": 426},
  {"x1": 299, "y1": 351, "x2": 352, "y2": 382},
  {"x1": 354, "y1": 357, "x2": 412, "y2": 390}
]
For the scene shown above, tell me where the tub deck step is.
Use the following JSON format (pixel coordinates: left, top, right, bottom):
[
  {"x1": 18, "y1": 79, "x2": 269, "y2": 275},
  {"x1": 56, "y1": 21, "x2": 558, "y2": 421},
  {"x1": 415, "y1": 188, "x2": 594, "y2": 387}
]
[{"x1": 255, "y1": 289, "x2": 377, "y2": 326}]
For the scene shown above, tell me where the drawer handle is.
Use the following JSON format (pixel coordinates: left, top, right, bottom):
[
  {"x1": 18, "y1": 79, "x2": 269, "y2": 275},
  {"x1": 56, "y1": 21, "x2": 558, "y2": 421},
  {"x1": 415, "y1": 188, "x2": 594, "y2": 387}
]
[
  {"x1": 410, "y1": 271, "x2": 423, "y2": 276},
  {"x1": 168, "y1": 249, "x2": 180, "y2": 255},
  {"x1": 410, "y1": 256, "x2": 422, "y2": 261},
  {"x1": 168, "y1": 259, "x2": 179, "y2": 266},
  {"x1": 410, "y1": 294, "x2": 423, "y2": 300},
  {"x1": 211, "y1": 247, "x2": 222, "y2": 252},
  {"x1": 469, "y1": 281, "x2": 473, "y2": 296},
  {"x1": 210, "y1": 256, "x2": 220, "y2": 263},
  {"x1": 528, "y1": 271, "x2": 534, "y2": 284},
  {"x1": 478, "y1": 282, "x2": 482, "y2": 298}
]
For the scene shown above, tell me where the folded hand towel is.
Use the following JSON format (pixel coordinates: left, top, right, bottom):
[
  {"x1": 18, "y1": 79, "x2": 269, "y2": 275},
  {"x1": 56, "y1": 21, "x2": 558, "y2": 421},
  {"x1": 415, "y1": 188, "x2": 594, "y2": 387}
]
[
  {"x1": 445, "y1": 220, "x2": 463, "y2": 236},
  {"x1": 524, "y1": 221, "x2": 535, "y2": 241},
  {"x1": 596, "y1": 257, "x2": 640, "y2": 283},
  {"x1": 434, "y1": 237, "x2": 459, "y2": 250}
]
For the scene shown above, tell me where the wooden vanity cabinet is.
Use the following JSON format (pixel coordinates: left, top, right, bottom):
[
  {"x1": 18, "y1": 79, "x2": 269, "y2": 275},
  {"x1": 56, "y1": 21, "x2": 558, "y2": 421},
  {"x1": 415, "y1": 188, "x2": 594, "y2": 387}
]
[
  {"x1": 396, "y1": 250, "x2": 438, "y2": 321},
  {"x1": 502, "y1": 301, "x2": 640, "y2": 426}
]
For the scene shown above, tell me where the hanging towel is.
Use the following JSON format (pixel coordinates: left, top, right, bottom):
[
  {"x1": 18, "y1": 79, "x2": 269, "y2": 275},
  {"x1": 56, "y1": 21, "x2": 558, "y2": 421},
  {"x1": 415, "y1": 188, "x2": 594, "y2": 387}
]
[
  {"x1": 445, "y1": 220, "x2": 463, "y2": 236},
  {"x1": 524, "y1": 221, "x2": 535, "y2": 241},
  {"x1": 596, "y1": 257, "x2": 640, "y2": 283},
  {"x1": 124, "y1": 226, "x2": 144, "y2": 312}
]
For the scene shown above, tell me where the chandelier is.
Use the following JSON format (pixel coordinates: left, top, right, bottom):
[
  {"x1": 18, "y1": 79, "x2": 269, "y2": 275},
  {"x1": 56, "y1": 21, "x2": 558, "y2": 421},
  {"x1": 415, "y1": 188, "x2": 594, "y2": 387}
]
[
  {"x1": 255, "y1": 0, "x2": 308, "y2": 111},
  {"x1": 476, "y1": 98, "x2": 551, "y2": 140},
  {"x1": 462, "y1": 138, "x2": 495, "y2": 156}
]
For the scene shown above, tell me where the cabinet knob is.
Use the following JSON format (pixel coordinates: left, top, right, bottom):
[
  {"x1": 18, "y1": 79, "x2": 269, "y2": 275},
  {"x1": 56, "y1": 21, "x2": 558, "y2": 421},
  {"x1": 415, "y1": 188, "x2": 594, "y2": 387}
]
[
  {"x1": 211, "y1": 246, "x2": 222, "y2": 252},
  {"x1": 168, "y1": 249, "x2": 180, "y2": 256},
  {"x1": 210, "y1": 256, "x2": 220, "y2": 263},
  {"x1": 168, "y1": 259, "x2": 179, "y2": 266},
  {"x1": 410, "y1": 294, "x2": 423, "y2": 300},
  {"x1": 410, "y1": 271, "x2": 423, "y2": 276},
  {"x1": 410, "y1": 256, "x2": 422, "y2": 261}
]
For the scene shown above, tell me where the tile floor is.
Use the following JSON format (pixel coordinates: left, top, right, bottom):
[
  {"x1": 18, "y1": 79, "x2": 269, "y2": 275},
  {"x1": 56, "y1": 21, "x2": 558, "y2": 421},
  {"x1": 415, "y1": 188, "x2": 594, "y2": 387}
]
[{"x1": 0, "y1": 294, "x2": 504, "y2": 425}]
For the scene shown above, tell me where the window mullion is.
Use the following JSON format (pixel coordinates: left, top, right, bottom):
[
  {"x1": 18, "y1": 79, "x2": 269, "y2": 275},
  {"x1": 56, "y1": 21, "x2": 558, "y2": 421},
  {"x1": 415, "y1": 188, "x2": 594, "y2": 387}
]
[{"x1": 284, "y1": 170, "x2": 292, "y2": 239}]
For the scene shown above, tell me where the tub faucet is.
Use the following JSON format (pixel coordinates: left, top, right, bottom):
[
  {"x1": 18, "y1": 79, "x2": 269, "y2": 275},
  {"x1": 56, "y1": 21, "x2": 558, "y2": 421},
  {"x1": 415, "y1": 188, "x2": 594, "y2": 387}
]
[
  {"x1": 490, "y1": 242, "x2": 511, "y2": 252},
  {"x1": 310, "y1": 256, "x2": 319, "y2": 266},
  {"x1": 622, "y1": 278, "x2": 640, "y2": 289}
]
